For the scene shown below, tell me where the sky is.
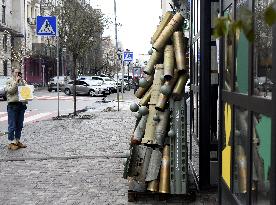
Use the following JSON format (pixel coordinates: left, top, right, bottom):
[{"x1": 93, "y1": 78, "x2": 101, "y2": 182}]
[{"x1": 90, "y1": 0, "x2": 162, "y2": 62}]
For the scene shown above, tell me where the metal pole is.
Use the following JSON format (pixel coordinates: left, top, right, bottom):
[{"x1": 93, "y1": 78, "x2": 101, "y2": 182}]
[
  {"x1": 121, "y1": 59, "x2": 124, "y2": 99},
  {"x1": 61, "y1": 49, "x2": 64, "y2": 76},
  {"x1": 56, "y1": 33, "x2": 60, "y2": 117},
  {"x1": 114, "y1": 0, "x2": 119, "y2": 111}
]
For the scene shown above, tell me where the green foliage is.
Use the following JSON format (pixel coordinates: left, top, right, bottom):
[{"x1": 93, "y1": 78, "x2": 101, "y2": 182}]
[
  {"x1": 264, "y1": 4, "x2": 276, "y2": 26},
  {"x1": 213, "y1": 2, "x2": 276, "y2": 42}
]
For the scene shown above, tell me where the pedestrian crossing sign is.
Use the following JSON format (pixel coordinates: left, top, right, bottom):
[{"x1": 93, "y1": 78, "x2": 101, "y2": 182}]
[
  {"x1": 36, "y1": 16, "x2": 57, "y2": 36},
  {"x1": 123, "y1": 51, "x2": 134, "y2": 62}
]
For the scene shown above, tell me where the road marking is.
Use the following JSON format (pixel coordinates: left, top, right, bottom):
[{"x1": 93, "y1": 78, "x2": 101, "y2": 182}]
[
  {"x1": 24, "y1": 112, "x2": 52, "y2": 123},
  {"x1": 0, "y1": 111, "x2": 53, "y2": 123}
]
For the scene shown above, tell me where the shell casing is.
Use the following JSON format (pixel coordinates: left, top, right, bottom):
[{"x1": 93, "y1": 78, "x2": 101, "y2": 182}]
[
  {"x1": 173, "y1": 32, "x2": 188, "y2": 71},
  {"x1": 149, "y1": 65, "x2": 164, "y2": 105},
  {"x1": 172, "y1": 74, "x2": 189, "y2": 101},
  {"x1": 142, "y1": 105, "x2": 158, "y2": 144},
  {"x1": 147, "y1": 180, "x2": 160, "y2": 192},
  {"x1": 159, "y1": 145, "x2": 170, "y2": 193},
  {"x1": 133, "y1": 115, "x2": 148, "y2": 143},
  {"x1": 144, "y1": 50, "x2": 162, "y2": 75},
  {"x1": 135, "y1": 75, "x2": 154, "y2": 99},
  {"x1": 155, "y1": 110, "x2": 170, "y2": 146},
  {"x1": 155, "y1": 93, "x2": 169, "y2": 111},
  {"x1": 139, "y1": 87, "x2": 152, "y2": 106},
  {"x1": 151, "y1": 11, "x2": 174, "y2": 44},
  {"x1": 153, "y1": 13, "x2": 184, "y2": 52},
  {"x1": 164, "y1": 45, "x2": 175, "y2": 81},
  {"x1": 237, "y1": 145, "x2": 247, "y2": 193}
]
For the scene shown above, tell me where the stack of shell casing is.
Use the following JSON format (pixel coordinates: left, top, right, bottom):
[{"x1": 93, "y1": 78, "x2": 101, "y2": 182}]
[{"x1": 124, "y1": 11, "x2": 189, "y2": 195}]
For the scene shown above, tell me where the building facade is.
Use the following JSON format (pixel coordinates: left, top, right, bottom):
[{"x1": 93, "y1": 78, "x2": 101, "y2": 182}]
[{"x1": 0, "y1": 0, "x2": 25, "y2": 76}]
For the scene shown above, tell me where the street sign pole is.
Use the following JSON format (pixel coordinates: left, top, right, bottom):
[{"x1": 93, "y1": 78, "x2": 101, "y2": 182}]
[
  {"x1": 56, "y1": 31, "x2": 60, "y2": 118},
  {"x1": 36, "y1": 15, "x2": 58, "y2": 116}
]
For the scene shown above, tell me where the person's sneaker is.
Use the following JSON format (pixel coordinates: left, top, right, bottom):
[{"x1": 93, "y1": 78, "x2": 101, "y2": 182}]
[
  {"x1": 16, "y1": 141, "x2": 27, "y2": 148},
  {"x1": 8, "y1": 143, "x2": 19, "y2": 150}
]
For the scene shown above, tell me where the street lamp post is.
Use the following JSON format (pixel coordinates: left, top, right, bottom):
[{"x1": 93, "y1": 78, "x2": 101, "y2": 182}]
[{"x1": 114, "y1": 0, "x2": 119, "y2": 111}]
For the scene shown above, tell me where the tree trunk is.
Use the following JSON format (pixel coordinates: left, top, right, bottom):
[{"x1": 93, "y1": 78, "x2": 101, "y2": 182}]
[{"x1": 73, "y1": 56, "x2": 77, "y2": 116}]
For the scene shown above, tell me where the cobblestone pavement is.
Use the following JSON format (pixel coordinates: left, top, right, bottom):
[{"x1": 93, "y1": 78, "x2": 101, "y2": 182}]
[{"x1": 0, "y1": 91, "x2": 217, "y2": 205}]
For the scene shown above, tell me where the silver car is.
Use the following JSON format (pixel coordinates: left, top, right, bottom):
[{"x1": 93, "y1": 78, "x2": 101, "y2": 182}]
[
  {"x1": 63, "y1": 80, "x2": 109, "y2": 96},
  {"x1": 0, "y1": 76, "x2": 10, "y2": 100}
]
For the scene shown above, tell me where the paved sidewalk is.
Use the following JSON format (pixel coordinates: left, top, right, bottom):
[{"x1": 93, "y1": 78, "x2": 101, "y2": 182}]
[{"x1": 0, "y1": 90, "x2": 217, "y2": 205}]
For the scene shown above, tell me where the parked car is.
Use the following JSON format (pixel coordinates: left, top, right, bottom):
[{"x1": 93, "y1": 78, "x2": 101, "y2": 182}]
[
  {"x1": 63, "y1": 80, "x2": 109, "y2": 96},
  {"x1": 90, "y1": 76, "x2": 117, "y2": 93},
  {"x1": 48, "y1": 76, "x2": 70, "y2": 92},
  {"x1": 0, "y1": 76, "x2": 10, "y2": 100}
]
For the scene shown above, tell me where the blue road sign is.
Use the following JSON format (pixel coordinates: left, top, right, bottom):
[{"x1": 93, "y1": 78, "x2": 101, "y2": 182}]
[
  {"x1": 36, "y1": 16, "x2": 57, "y2": 36},
  {"x1": 123, "y1": 51, "x2": 134, "y2": 62}
]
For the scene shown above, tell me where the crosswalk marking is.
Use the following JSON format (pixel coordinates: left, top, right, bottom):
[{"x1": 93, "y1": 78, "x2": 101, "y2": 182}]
[
  {"x1": 0, "y1": 111, "x2": 54, "y2": 124},
  {"x1": 24, "y1": 112, "x2": 52, "y2": 123},
  {"x1": 34, "y1": 96, "x2": 90, "y2": 100}
]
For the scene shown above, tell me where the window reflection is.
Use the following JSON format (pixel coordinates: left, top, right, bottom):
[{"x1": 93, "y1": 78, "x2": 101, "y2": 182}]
[
  {"x1": 253, "y1": 0, "x2": 273, "y2": 99},
  {"x1": 233, "y1": 107, "x2": 248, "y2": 204},
  {"x1": 223, "y1": 5, "x2": 233, "y2": 91},
  {"x1": 252, "y1": 114, "x2": 271, "y2": 204}
]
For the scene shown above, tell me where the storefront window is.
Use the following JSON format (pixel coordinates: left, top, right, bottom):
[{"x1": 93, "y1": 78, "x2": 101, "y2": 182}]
[
  {"x1": 252, "y1": 114, "x2": 271, "y2": 204},
  {"x1": 223, "y1": 5, "x2": 233, "y2": 91},
  {"x1": 235, "y1": 0, "x2": 249, "y2": 94},
  {"x1": 233, "y1": 107, "x2": 248, "y2": 204},
  {"x1": 253, "y1": 0, "x2": 273, "y2": 99}
]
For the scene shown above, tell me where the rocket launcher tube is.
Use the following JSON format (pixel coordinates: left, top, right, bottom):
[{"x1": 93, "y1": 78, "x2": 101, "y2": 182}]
[
  {"x1": 173, "y1": 32, "x2": 188, "y2": 71},
  {"x1": 164, "y1": 45, "x2": 175, "y2": 81},
  {"x1": 144, "y1": 50, "x2": 162, "y2": 75},
  {"x1": 153, "y1": 13, "x2": 184, "y2": 52},
  {"x1": 151, "y1": 11, "x2": 174, "y2": 44},
  {"x1": 172, "y1": 74, "x2": 189, "y2": 101}
]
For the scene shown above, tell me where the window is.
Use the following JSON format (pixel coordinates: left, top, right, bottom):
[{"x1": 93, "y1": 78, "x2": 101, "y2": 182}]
[
  {"x1": 2, "y1": 3, "x2": 5, "y2": 24},
  {"x1": 3, "y1": 60, "x2": 7, "y2": 76},
  {"x1": 3, "y1": 34, "x2": 7, "y2": 52}
]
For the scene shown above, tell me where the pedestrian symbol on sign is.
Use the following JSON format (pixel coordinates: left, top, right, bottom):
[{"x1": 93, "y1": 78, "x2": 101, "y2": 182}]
[
  {"x1": 38, "y1": 19, "x2": 55, "y2": 35},
  {"x1": 36, "y1": 16, "x2": 57, "y2": 36},
  {"x1": 123, "y1": 51, "x2": 134, "y2": 62}
]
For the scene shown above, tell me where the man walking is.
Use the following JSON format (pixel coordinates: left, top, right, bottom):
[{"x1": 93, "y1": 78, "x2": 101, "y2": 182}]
[{"x1": 6, "y1": 68, "x2": 27, "y2": 150}]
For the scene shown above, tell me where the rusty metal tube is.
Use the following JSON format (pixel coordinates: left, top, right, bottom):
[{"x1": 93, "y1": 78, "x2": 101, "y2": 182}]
[
  {"x1": 151, "y1": 11, "x2": 174, "y2": 44},
  {"x1": 159, "y1": 145, "x2": 170, "y2": 193},
  {"x1": 153, "y1": 13, "x2": 184, "y2": 52},
  {"x1": 139, "y1": 87, "x2": 152, "y2": 106},
  {"x1": 135, "y1": 75, "x2": 154, "y2": 99},
  {"x1": 164, "y1": 45, "x2": 175, "y2": 81},
  {"x1": 172, "y1": 74, "x2": 189, "y2": 101},
  {"x1": 132, "y1": 114, "x2": 148, "y2": 144},
  {"x1": 142, "y1": 105, "x2": 158, "y2": 144},
  {"x1": 144, "y1": 50, "x2": 162, "y2": 75},
  {"x1": 173, "y1": 32, "x2": 188, "y2": 71},
  {"x1": 149, "y1": 64, "x2": 164, "y2": 105}
]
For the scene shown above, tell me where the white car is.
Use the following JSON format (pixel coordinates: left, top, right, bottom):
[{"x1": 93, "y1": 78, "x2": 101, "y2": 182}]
[
  {"x1": 63, "y1": 80, "x2": 109, "y2": 96},
  {"x1": 91, "y1": 76, "x2": 117, "y2": 93}
]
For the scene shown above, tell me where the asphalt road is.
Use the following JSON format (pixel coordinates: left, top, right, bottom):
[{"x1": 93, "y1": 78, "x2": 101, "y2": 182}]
[{"x1": 0, "y1": 88, "x2": 106, "y2": 132}]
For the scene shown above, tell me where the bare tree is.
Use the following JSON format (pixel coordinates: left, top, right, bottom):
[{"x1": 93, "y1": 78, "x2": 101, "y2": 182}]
[{"x1": 51, "y1": 0, "x2": 106, "y2": 115}]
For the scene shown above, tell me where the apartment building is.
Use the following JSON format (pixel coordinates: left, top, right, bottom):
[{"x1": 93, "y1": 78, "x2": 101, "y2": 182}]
[{"x1": 0, "y1": 0, "x2": 25, "y2": 76}]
